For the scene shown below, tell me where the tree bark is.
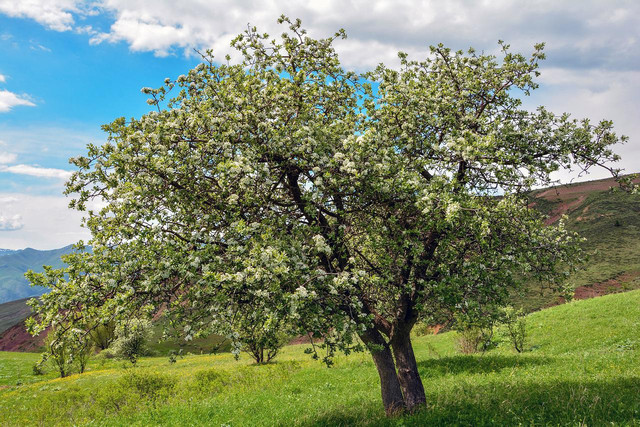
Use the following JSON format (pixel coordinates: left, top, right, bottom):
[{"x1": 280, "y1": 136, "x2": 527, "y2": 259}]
[
  {"x1": 391, "y1": 332, "x2": 426, "y2": 412},
  {"x1": 359, "y1": 328, "x2": 405, "y2": 415}
]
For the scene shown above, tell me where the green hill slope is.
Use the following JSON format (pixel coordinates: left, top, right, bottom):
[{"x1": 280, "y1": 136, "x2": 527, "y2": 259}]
[
  {"x1": 0, "y1": 298, "x2": 31, "y2": 335},
  {"x1": 0, "y1": 290, "x2": 638, "y2": 426},
  {"x1": 0, "y1": 246, "x2": 74, "y2": 304},
  {"x1": 516, "y1": 176, "x2": 640, "y2": 311}
]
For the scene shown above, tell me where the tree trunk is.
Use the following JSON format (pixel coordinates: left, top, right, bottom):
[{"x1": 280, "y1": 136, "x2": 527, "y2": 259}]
[
  {"x1": 359, "y1": 328, "x2": 405, "y2": 415},
  {"x1": 391, "y1": 332, "x2": 426, "y2": 412}
]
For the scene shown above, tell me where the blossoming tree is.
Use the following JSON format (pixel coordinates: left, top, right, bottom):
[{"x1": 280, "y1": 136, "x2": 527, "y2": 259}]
[{"x1": 28, "y1": 17, "x2": 629, "y2": 415}]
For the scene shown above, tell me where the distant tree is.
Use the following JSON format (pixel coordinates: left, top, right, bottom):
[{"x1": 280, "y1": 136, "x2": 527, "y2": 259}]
[
  {"x1": 89, "y1": 320, "x2": 116, "y2": 350},
  {"x1": 26, "y1": 17, "x2": 631, "y2": 415},
  {"x1": 111, "y1": 319, "x2": 153, "y2": 365}
]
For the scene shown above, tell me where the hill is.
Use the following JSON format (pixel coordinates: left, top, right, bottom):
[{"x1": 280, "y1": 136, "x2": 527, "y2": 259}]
[
  {"x1": 0, "y1": 296, "x2": 228, "y2": 354},
  {"x1": 0, "y1": 246, "x2": 75, "y2": 304},
  {"x1": 515, "y1": 175, "x2": 640, "y2": 311},
  {"x1": 0, "y1": 298, "x2": 31, "y2": 335},
  {"x1": 0, "y1": 289, "x2": 638, "y2": 425}
]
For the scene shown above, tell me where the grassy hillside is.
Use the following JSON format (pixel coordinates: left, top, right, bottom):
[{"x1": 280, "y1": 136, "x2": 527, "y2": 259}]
[
  {"x1": 0, "y1": 246, "x2": 75, "y2": 304},
  {"x1": 516, "y1": 176, "x2": 640, "y2": 311},
  {"x1": 0, "y1": 298, "x2": 31, "y2": 335},
  {"x1": 1, "y1": 290, "x2": 638, "y2": 426}
]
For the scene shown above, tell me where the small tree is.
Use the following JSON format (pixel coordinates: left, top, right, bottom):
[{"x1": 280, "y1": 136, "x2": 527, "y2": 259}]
[
  {"x1": 111, "y1": 319, "x2": 153, "y2": 365},
  {"x1": 44, "y1": 329, "x2": 73, "y2": 378},
  {"x1": 502, "y1": 306, "x2": 528, "y2": 353},
  {"x1": 74, "y1": 337, "x2": 94, "y2": 373},
  {"x1": 234, "y1": 315, "x2": 288, "y2": 364},
  {"x1": 27, "y1": 17, "x2": 632, "y2": 415}
]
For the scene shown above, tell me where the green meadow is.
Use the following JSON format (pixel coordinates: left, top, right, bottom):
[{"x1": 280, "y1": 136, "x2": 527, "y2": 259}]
[{"x1": 1, "y1": 290, "x2": 638, "y2": 426}]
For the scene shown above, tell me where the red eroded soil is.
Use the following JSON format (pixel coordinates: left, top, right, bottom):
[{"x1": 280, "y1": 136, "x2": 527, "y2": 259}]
[
  {"x1": 536, "y1": 177, "x2": 621, "y2": 200},
  {"x1": 535, "y1": 175, "x2": 639, "y2": 225},
  {"x1": 573, "y1": 271, "x2": 640, "y2": 300},
  {"x1": 0, "y1": 319, "x2": 46, "y2": 352},
  {"x1": 550, "y1": 271, "x2": 640, "y2": 307},
  {"x1": 543, "y1": 194, "x2": 586, "y2": 225}
]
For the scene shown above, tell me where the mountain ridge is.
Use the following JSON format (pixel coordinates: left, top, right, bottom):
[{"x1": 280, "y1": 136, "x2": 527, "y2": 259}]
[{"x1": 0, "y1": 245, "x2": 76, "y2": 304}]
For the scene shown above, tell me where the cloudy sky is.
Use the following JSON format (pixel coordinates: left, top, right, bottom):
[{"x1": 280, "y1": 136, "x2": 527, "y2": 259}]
[{"x1": 0, "y1": 0, "x2": 638, "y2": 249}]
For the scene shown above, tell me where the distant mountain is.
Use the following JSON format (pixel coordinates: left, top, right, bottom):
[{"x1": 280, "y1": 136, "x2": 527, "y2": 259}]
[{"x1": 0, "y1": 246, "x2": 75, "y2": 304}]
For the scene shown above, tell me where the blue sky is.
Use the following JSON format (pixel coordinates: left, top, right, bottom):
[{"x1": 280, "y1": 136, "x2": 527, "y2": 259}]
[
  {"x1": 0, "y1": 12, "x2": 200, "y2": 179},
  {"x1": 0, "y1": 1, "x2": 638, "y2": 249}
]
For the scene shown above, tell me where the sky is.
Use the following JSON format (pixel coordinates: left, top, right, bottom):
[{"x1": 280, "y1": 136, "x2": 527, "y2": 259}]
[{"x1": 0, "y1": 0, "x2": 638, "y2": 249}]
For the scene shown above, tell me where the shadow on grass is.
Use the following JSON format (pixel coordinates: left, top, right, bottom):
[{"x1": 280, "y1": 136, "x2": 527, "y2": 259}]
[
  {"x1": 299, "y1": 367, "x2": 640, "y2": 426},
  {"x1": 417, "y1": 354, "x2": 551, "y2": 378}
]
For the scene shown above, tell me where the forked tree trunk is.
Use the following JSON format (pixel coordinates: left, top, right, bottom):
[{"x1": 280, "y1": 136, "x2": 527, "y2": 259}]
[
  {"x1": 391, "y1": 332, "x2": 426, "y2": 412},
  {"x1": 359, "y1": 328, "x2": 405, "y2": 415}
]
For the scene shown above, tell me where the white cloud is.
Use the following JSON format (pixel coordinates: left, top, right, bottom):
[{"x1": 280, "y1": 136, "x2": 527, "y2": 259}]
[
  {"x1": 29, "y1": 41, "x2": 51, "y2": 52},
  {"x1": 75, "y1": 1, "x2": 639, "y2": 71},
  {"x1": 0, "y1": 0, "x2": 95, "y2": 32},
  {"x1": 0, "y1": 126, "x2": 101, "y2": 163},
  {"x1": 0, "y1": 193, "x2": 90, "y2": 248},
  {"x1": 0, "y1": 90, "x2": 35, "y2": 112},
  {"x1": 0, "y1": 74, "x2": 5, "y2": 83},
  {"x1": 0, "y1": 213, "x2": 23, "y2": 231},
  {"x1": 0, "y1": 152, "x2": 17, "y2": 163},
  {"x1": 3, "y1": 1, "x2": 633, "y2": 70},
  {"x1": 0, "y1": 164, "x2": 72, "y2": 180},
  {"x1": 522, "y1": 68, "x2": 640, "y2": 181}
]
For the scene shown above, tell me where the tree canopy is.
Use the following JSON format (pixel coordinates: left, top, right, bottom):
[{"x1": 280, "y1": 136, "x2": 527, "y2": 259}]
[{"x1": 27, "y1": 17, "x2": 629, "y2": 415}]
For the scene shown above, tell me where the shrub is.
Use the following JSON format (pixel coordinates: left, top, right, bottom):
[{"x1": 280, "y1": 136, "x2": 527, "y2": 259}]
[
  {"x1": 240, "y1": 330, "x2": 289, "y2": 364},
  {"x1": 95, "y1": 347, "x2": 117, "y2": 359},
  {"x1": 119, "y1": 370, "x2": 176, "y2": 404},
  {"x1": 74, "y1": 338, "x2": 94, "y2": 373},
  {"x1": 413, "y1": 322, "x2": 443, "y2": 337},
  {"x1": 167, "y1": 349, "x2": 183, "y2": 364},
  {"x1": 413, "y1": 322, "x2": 433, "y2": 337},
  {"x1": 32, "y1": 362, "x2": 44, "y2": 376},
  {"x1": 231, "y1": 315, "x2": 289, "y2": 364},
  {"x1": 89, "y1": 321, "x2": 116, "y2": 350},
  {"x1": 456, "y1": 326, "x2": 496, "y2": 354},
  {"x1": 454, "y1": 314, "x2": 497, "y2": 354}
]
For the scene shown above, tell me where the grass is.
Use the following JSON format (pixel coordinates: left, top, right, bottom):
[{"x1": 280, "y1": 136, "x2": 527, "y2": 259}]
[{"x1": 1, "y1": 290, "x2": 639, "y2": 426}]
